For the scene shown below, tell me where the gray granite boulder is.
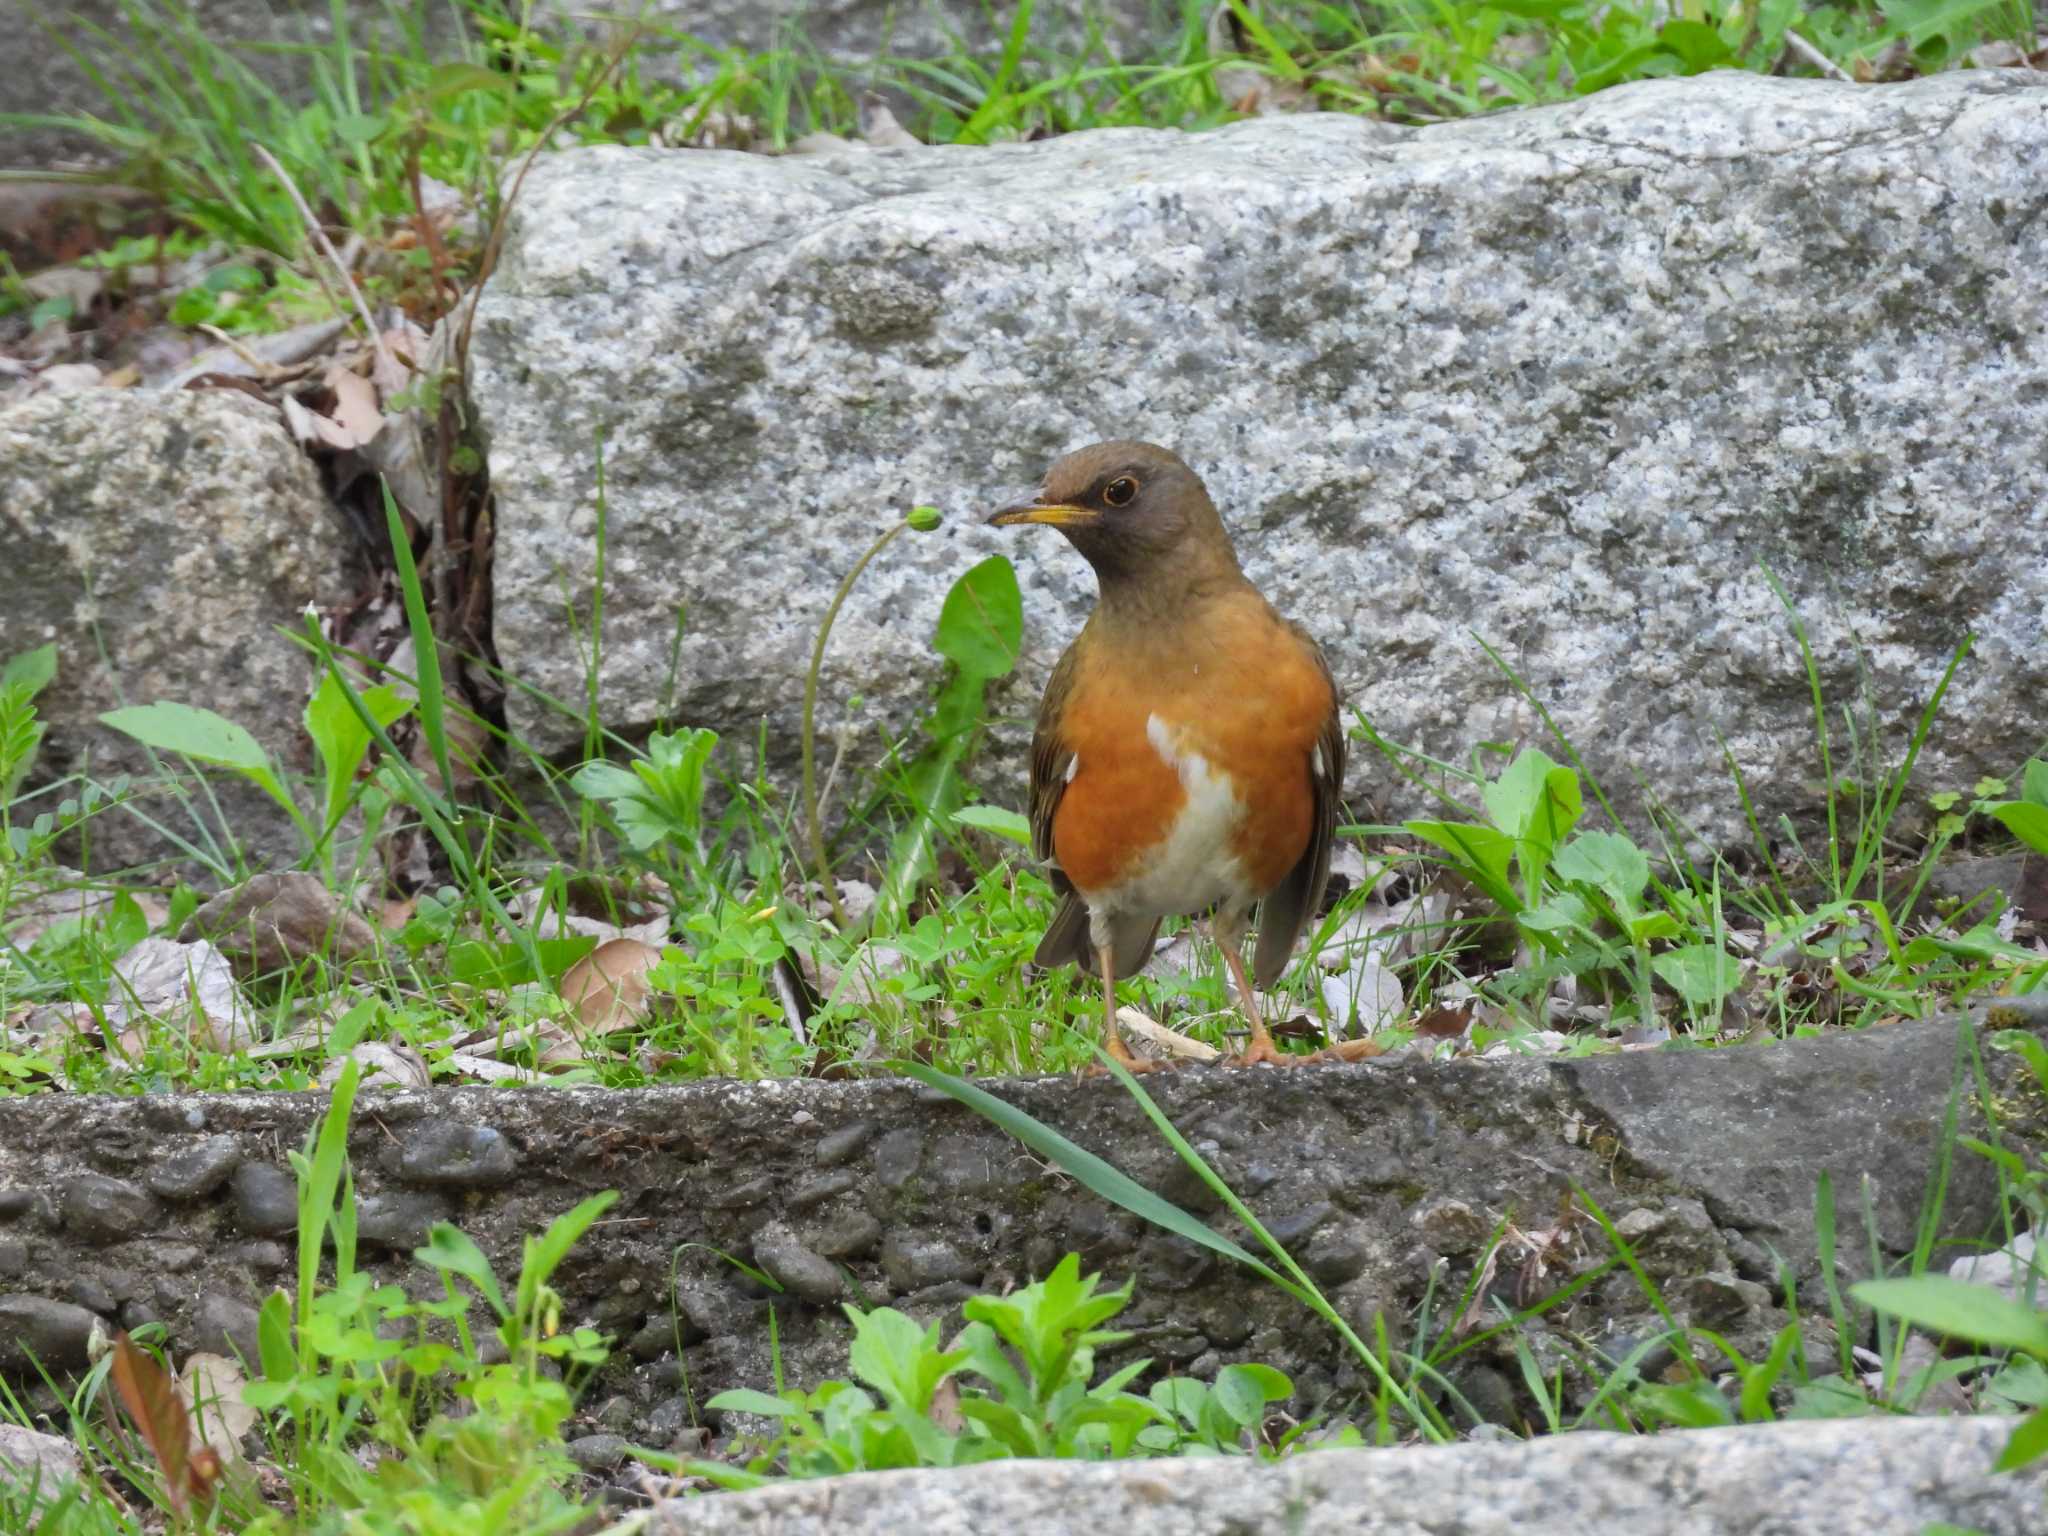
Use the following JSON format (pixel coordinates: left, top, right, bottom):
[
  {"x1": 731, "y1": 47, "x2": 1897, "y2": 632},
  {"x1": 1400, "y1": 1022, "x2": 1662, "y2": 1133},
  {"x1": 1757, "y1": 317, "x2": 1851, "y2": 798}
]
[
  {"x1": 0, "y1": 389, "x2": 348, "y2": 872},
  {"x1": 648, "y1": 1415, "x2": 2048, "y2": 1536},
  {"x1": 471, "y1": 70, "x2": 2048, "y2": 846}
]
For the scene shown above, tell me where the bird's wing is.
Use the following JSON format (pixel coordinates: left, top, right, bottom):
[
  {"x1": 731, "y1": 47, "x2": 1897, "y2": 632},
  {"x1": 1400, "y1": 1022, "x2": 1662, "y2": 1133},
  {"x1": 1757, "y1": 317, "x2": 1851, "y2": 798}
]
[
  {"x1": 1027, "y1": 638, "x2": 1107, "y2": 972},
  {"x1": 1252, "y1": 631, "x2": 1346, "y2": 988},
  {"x1": 1028, "y1": 638, "x2": 1082, "y2": 890}
]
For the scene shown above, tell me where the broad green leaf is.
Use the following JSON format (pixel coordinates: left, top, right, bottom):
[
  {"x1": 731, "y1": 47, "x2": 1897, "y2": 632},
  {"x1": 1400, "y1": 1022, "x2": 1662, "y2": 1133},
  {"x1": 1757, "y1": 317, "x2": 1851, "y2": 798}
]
[
  {"x1": 101, "y1": 701, "x2": 271, "y2": 774},
  {"x1": 1518, "y1": 891, "x2": 1596, "y2": 934},
  {"x1": 934, "y1": 555, "x2": 1023, "y2": 680},
  {"x1": 1997, "y1": 1405, "x2": 2048, "y2": 1472},
  {"x1": 1, "y1": 643, "x2": 55, "y2": 694},
  {"x1": 1784, "y1": 1375, "x2": 1874, "y2": 1420},
  {"x1": 1651, "y1": 943, "x2": 1741, "y2": 1007},
  {"x1": 446, "y1": 934, "x2": 595, "y2": 987},
  {"x1": 1852, "y1": 1275, "x2": 2048, "y2": 1355},
  {"x1": 1635, "y1": 1380, "x2": 1735, "y2": 1428},
  {"x1": 1481, "y1": 748, "x2": 1582, "y2": 846},
  {"x1": 2023, "y1": 758, "x2": 2048, "y2": 809},
  {"x1": 951, "y1": 804, "x2": 1031, "y2": 845},
  {"x1": 1150, "y1": 1377, "x2": 1208, "y2": 1426},
  {"x1": 1212, "y1": 1362, "x2": 1289, "y2": 1427},
  {"x1": 305, "y1": 672, "x2": 412, "y2": 835},
  {"x1": 1659, "y1": 18, "x2": 1734, "y2": 69},
  {"x1": 1405, "y1": 820, "x2": 1519, "y2": 909},
  {"x1": 704, "y1": 1388, "x2": 802, "y2": 1419},
  {"x1": 1554, "y1": 831, "x2": 1651, "y2": 907},
  {"x1": 1989, "y1": 801, "x2": 2048, "y2": 856},
  {"x1": 847, "y1": 1305, "x2": 966, "y2": 1416}
]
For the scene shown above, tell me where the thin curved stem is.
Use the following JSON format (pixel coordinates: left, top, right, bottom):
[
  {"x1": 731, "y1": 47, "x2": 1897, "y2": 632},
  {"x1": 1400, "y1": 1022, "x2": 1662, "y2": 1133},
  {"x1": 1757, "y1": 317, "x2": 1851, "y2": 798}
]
[{"x1": 803, "y1": 520, "x2": 907, "y2": 930}]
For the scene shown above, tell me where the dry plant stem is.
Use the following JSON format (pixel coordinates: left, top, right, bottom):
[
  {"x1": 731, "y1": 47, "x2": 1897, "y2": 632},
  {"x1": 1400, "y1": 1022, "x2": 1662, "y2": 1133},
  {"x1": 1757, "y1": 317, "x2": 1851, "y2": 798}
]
[
  {"x1": 249, "y1": 141, "x2": 394, "y2": 380},
  {"x1": 1786, "y1": 28, "x2": 1853, "y2": 81},
  {"x1": 454, "y1": 23, "x2": 644, "y2": 371},
  {"x1": 194, "y1": 323, "x2": 278, "y2": 377},
  {"x1": 803, "y1": 520, "x2": 908, "y2": 930}
]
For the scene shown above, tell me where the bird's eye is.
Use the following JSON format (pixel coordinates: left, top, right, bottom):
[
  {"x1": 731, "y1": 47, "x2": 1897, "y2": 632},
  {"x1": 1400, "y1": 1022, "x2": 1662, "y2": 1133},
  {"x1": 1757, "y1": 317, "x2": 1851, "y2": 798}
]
[{"x1": 1103, "y1": 476, "x2": 1138, "y2": 507}]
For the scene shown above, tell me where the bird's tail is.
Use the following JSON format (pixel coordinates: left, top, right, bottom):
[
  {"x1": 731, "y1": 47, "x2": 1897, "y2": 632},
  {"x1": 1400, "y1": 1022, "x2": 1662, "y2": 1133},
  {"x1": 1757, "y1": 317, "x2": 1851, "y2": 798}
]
[{"x1": 1032, "y1": 895, "x2": 1159, "y2": 981}]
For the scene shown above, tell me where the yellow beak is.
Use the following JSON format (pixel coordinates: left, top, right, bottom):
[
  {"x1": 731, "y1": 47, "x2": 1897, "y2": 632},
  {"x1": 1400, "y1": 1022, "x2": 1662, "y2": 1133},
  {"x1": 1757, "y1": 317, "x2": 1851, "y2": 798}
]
[{"x1": 986, "y1": 502, "x2": 1100, "y2": 529}]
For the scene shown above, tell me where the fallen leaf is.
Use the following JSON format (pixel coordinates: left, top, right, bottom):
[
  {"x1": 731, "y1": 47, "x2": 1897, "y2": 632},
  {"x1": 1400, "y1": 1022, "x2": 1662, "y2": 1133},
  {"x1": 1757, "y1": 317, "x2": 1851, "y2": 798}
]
[
  {"x1": 319, "y1": 1041, "x2": 428, "y2": 1090},
  {"x1": 1414, "y1": 1003, "x2": 1475, "y2": 1039},
  {"x1": 178, "y1": 1353, "x2": 254, "y2": 1464},
  {"x1": 558, "y1": 937, "x2": 662, "y2": 1034},
  {"x1": 105, "y1": 938, "x2": 256, "y2": 1053}
]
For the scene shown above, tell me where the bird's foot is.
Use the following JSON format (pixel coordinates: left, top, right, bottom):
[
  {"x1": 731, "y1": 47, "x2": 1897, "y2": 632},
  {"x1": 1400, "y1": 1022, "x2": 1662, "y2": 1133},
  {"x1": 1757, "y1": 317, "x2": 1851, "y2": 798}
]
[
  {"x1": 1084, "y1": 1034, "x2": 1166, "y2": 1075},
  {"x1": 1228, "y1": 1029, "x2": 1300, "y2": 1067},
  {"x1": 1299, "y1": 1038, "x2": 1384, "y2": 1065}
]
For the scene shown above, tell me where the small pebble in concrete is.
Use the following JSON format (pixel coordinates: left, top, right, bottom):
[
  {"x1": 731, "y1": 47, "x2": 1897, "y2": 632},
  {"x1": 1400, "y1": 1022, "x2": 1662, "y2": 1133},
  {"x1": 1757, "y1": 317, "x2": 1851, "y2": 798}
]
[
  {"x1": 354, "y1": 1192, "x2": 451, "y2": 1249},
  {"x1": 808, "y1": 1209, "x2": 883, "y2": 1261},
  {"x1": 872, "y1": 1128, "x2": 924, "y2": 1189},
  {"x1": 0, "y1": 1295, "x2": 99, "y2": 1371},
  {"x1": 881, "y1": 1230, "x2": 978, "y2": 1293},
  {"x1": 788, "y1": 1170, "x2": 860, "y2": 1209},
  {"x1": 59, "y1": 1175, "x2": 159, "y2": 1245},
  {"x1": 231, "y1": 1164, "x2": 299, "y2": 1237},
  {"x1": 197, "y1": 1294, "x2": 262, "y2": 1365},
  {"x1": 814, "y1": 1121, "x2": 875, "y2": 1167},
  {"x1": 1303, "y1": 1225, "x2": 1372, "y2": 1286},
  {"x1": 753, "y1": 1222, "x2": 844, "y2": 1306},
  {"x1": 147, "y1": 1135, "x2": 243, "y2": 1200},
  {"x1": 701, "y1": 1175, "x2": 777, "y2": 1211},
  {"x1": 396, "y1": 1123, "x2": 519, "y2": 1188}
]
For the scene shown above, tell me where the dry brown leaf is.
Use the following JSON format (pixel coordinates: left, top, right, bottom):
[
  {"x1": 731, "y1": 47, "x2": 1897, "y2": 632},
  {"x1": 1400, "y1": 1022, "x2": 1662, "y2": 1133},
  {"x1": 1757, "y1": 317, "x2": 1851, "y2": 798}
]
[
  {"x1": 319, "y1": 1041, "x2": 429, "y2": 1090},
  {"x1": 1414, "y1": 1003, "x2": 1475, "y2": 1039},
  {"x1": 179, "y1": 1352, "x2": 255, "y2": 1464},
  {"x1": 323, "y1": 363, "x2": 384, "y2": 446},
  {"x1": 559, "y1": 937, "x2": 662, "y2": 1035}
]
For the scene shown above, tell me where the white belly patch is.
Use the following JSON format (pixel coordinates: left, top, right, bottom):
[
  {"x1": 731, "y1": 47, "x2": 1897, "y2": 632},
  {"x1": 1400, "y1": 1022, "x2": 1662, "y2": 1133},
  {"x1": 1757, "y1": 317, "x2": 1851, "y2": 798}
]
[{"x1": 1092, "y1": 715, "x2": 1248, "y2": 918}]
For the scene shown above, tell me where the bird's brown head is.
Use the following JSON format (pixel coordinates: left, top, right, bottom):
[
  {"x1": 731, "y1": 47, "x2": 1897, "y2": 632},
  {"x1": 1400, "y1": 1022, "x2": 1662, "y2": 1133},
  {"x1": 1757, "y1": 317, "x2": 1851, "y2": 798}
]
[{"x1": 986, "y1": 441, "x2": 1240, "y2": 591}]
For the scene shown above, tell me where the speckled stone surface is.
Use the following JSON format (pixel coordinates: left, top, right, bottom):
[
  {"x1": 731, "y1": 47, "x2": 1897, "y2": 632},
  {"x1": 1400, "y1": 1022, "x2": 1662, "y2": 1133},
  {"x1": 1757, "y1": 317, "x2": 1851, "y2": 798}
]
[
  {"x1": 647, "y1": 1416, "x2": 2048, "y2": 1535},
  {"x1": 471, "y1": 70, "x2": 2048, "y2": 845},
  {"x1": 0, "y1": 389, "x2": 348, "y2": 869}
]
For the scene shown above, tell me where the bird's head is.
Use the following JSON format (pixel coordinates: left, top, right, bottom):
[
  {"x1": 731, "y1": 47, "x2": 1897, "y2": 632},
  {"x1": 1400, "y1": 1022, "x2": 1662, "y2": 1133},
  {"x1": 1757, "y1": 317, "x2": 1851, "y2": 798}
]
[{"x1": 986, "y1": 441, "x2": 1240, "y2": 589}]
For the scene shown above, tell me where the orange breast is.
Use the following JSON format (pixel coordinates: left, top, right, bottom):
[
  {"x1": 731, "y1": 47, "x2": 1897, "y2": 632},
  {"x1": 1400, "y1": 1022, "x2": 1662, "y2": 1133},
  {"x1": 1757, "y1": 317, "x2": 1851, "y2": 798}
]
[{"x1": 1048, "y1": 592, "x2": 1331, "y2": 908}]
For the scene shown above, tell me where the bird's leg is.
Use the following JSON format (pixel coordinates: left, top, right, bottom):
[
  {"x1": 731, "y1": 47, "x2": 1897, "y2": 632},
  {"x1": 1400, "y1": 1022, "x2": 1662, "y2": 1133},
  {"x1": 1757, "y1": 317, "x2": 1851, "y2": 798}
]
[
  {"x1": 1212, "y1": 919, "x2": 1291, "y2": 1066},
  {"x1": 1096, "y1": 941, "x2": 1156, "y2": 1073}
]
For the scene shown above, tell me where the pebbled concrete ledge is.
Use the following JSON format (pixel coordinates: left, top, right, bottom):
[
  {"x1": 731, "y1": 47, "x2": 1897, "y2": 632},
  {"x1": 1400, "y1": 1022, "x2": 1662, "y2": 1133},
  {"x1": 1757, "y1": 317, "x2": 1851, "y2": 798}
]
[
  {"x1": 0, "y1": 1012, "x2": 2033, "y2": 1442},
  {"x1": 646, "y1": 1415, "x2": 2048, "y2": 1536}
]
